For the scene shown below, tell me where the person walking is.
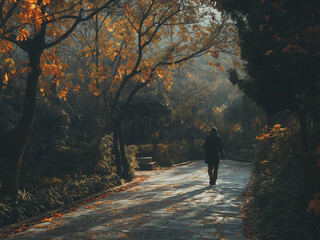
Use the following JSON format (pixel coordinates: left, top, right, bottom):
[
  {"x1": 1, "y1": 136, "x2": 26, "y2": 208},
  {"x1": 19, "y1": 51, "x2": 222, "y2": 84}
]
[{"x1": 203, "y1": 127, "x2": 224, "y2": 185}]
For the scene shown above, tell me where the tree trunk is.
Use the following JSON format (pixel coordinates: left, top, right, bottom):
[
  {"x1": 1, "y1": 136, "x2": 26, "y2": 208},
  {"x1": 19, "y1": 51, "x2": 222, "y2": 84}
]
[
  {"x1": 113, "y1": 122, "x2": 122, "y2": 177},
  {"x1": 118, "y1": 121, "x2": 130, "y2": 180},
  {"x1": 1, "y1": 49, "x2": 42, "y2": 199}
]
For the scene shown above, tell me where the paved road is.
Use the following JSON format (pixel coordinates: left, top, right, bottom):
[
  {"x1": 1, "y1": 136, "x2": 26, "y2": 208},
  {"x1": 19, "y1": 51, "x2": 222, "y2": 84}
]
[{"x1": 4, "y1": 160, "x2": 251, "y2": 240}]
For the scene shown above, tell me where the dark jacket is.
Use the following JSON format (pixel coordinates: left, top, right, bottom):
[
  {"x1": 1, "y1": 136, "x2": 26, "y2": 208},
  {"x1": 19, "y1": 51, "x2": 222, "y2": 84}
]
[{"x1": 203, "y1": 133, "x2": 223, "y2": 164}]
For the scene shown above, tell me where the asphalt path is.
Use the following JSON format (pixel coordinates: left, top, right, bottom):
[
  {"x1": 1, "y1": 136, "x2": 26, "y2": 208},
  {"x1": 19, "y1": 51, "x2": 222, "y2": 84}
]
[{"x1": 4, "y1": 159, "x2": 251, "y2": 240}]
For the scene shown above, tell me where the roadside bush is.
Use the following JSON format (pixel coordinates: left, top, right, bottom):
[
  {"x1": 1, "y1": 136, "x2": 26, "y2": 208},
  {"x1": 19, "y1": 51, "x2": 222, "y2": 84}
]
[
  {"x1": 0, "y1": 174, "x2": 121, "y2": 227},
  {"x1": 136, "y1": 144, "x2": 153, "y2": 157},
  {"x1": 36, "y1": 142, "x2": 96, "y2": 177},
  {"x1": 96, "y1": 134, "x2": 116, "y2": 175},
  {"x1": 153, "y1": 143, "x2": 172, "y2": 166},
  {"x1": 137, "y1": 142, "x2": 189, "y2": 167},
  {"x1": 252, "y1": 121, "x2": 320, "y2": 240},
  {"x1": 99, "y1": 134, "x2": 138, "y2": 180},
  {"x1": 125, "y1": 145, "x2": 138, "y2": 179}
]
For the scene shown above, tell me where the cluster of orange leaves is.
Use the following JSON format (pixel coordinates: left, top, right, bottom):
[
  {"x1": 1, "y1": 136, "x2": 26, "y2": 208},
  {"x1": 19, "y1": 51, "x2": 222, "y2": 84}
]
[
  {"x1": 0, "y1": 0, "x2": 82, "y2": 97},
  {"x1": 255, "y1": 124, "x2": 287, "y2": 141},
  {"x1": 39, "y1": 50, "x2": 82, "y2": 99},
  {"x1": 1, "y1": 0, "x2": 231, "y2": 101}
]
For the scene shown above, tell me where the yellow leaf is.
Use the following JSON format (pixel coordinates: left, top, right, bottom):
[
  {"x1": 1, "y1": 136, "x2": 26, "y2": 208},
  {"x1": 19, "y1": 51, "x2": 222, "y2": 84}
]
[
  {"x1": 4, "y1": 73, "x2": 9, "y2": 83},
  {"x1": 16, "y1": 29, "x2": 30, "y2": 41}
]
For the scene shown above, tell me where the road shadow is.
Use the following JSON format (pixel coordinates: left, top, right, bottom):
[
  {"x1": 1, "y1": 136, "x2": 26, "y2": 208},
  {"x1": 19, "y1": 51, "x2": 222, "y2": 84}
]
[{"x1": 6, "y1": 186, "x2": 212, "y2": 240}]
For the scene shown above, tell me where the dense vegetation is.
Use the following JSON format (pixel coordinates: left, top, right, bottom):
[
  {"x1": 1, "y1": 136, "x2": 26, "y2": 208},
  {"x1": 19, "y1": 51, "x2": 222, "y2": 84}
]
[
  {"x1": 213, "y1": 0, "x2": 320, "y2": 239},
  {"x1": 0, "y1": 1, "x2": 318, "y2": 238}
]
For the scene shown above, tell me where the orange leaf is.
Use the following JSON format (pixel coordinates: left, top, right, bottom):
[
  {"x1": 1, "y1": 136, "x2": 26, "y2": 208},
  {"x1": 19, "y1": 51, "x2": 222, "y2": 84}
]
[
  {"x1": 281, "y1": 45, "x2": 292, "y2": 53},
  {"x1": 3, "y1": 73, "x2": 9, "y2": 83},
  {"x1": 74, "y1": 85, "x2": 81, "y2": 93},
  {"x1": 260, "y1": 160, "x2": 270, "y2": 165},
  {"x1": 265, "y1": 50, "x2": 273, "y2": 56},
  {"x1": 16, "y1": 29, "x2": 30, "y2": 41}
]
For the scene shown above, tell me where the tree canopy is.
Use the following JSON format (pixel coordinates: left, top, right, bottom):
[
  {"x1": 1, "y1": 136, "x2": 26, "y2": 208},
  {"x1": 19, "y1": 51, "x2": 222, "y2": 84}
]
[{"x1": 213, "y1": 0, "x2": 320, "y2": 116}]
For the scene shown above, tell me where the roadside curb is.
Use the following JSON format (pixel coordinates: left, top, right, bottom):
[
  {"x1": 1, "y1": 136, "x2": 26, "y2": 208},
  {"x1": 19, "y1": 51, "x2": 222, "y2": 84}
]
[
  {"x1": 0, "y1": 175, "x2": 147, "y2": 237},
  {"x1": 172, "y1": 161, "x2": 191, "y2": 167},
  {"x1": 227, "y1": 157, "x2": 253, "y2": 163}
]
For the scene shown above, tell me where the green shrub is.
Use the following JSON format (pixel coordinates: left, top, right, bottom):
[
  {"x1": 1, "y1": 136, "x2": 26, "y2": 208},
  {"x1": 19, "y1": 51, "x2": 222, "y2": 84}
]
[
  {"x1": 96, "y1": 134, "x2": 116, "y2": 175},
  {"x1": 125, "y1": 145, "x2": 138, "y2": 179},
  {"x1": 136, "y1": 144, "x2": 153, "y2": 157},
  {"x1": 137, "y1": 142, "x2": 189, "y2": 167},
  {"x1": 28, "y1": 141, "x2": 96, "y2": 177},
  {"x1": 153, "y1": 143, "x2": 173, "y2": 166}
]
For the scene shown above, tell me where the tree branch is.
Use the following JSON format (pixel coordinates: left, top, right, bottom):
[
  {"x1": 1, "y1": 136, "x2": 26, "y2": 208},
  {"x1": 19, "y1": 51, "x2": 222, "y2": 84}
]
[{"x1": 45, "y1": 0, "x2": 115, "y2": 48}]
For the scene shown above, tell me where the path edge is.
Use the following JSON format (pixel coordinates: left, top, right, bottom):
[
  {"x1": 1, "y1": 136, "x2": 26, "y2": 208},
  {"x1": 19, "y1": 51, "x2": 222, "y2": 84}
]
[{"x1": 0, "y1": 175, "x2": 147, "y2": 235}]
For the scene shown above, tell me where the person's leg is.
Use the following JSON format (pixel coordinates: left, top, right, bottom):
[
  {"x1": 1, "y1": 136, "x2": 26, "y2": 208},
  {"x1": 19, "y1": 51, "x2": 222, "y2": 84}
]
[
  {"x1": 212, "y1": 163, "x2": 219, "y2": 185},
  {"x1": 207, "y1": 163, "x2": 213, "y2": 185}
]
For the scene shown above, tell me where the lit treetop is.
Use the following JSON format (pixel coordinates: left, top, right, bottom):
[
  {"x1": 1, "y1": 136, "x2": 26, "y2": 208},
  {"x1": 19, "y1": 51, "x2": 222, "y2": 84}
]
[{"x1": 76, "y1": 0, "x2": 234, "y2": 101}]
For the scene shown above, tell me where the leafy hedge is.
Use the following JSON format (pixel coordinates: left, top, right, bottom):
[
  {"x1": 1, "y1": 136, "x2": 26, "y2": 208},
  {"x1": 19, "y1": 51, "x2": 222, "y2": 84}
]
[{"x1": 137, "y1": 142, "x2": 189, "y2": 167}]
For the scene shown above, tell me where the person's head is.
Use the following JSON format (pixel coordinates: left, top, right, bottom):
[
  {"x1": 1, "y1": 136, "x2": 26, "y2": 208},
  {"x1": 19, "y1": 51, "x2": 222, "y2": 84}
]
[{"x1": 210, "y1": 127, "x2": 217, "y2": 135}]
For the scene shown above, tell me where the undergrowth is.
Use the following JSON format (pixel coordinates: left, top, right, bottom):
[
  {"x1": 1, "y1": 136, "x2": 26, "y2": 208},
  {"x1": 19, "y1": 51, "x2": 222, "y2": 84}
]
[
  {"x1": 0, "y1": 174, "x2": 121, "y2": 227},
  {"x1": 0, "y1": 134, "x2": 136, "y2": 227},
  {"x1": 251, "y1": 120, "x2": 320, "y2": 239}
]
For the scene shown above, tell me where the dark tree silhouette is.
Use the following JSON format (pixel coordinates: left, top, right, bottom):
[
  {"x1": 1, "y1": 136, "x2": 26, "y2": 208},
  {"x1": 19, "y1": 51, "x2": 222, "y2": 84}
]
[{"x1": 214, "y1": 0, "x2": 320, "y2": 153}]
